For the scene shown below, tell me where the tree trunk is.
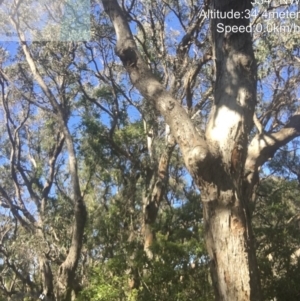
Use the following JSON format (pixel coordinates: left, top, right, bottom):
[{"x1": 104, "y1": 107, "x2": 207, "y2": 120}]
[
  {"x1": 201, "y1": 188, "x2": 260, "y2": 301},
  {"x1": 143, "y1": 133, "x2": 175, "y2": 258},
  {"x1": 201, "y1": 1, "x2": 261, "y2": 300},
  {"x1": 57, "y1": 198, "x2": 86, "y2": 301},
  {"x1": 39, "y1": 257, "x2": 55, "y2": 301}
]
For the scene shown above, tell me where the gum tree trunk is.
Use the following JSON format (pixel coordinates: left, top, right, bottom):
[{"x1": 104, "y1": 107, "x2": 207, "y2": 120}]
[{"x1": 201, "y1": 1, "x2": 261, "y2": 300}]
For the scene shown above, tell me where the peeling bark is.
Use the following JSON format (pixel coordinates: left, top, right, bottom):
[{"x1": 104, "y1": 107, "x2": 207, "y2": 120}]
[{"x1": 202, "y1": 188, "x2": 260, "y2": 301}]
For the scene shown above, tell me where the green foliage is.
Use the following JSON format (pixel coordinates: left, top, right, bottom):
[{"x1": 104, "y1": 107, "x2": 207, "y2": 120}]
[
  {"x1": 254, "y1": 178, "x2": 300, "y2": 301},
  {"x1": 78, "y1": 265, "x2": 126, "y2": 301},
  {"x1": 78, "y1": 180, "x2": 213, "y2": 301}
]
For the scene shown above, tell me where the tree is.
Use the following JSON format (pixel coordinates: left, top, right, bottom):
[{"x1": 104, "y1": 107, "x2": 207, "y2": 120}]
[
  {"x1": 0, "y1": 40, "x2": 86, "y2": 300},
  {"x1": 101, "y1": 1, "x2": 300, "y2": 300}
]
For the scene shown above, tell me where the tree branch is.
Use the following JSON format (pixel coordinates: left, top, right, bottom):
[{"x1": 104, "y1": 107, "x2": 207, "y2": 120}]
[
  {"x1": 246, "y1": 109, "x2": 300, "y2": 173},
  {"x1": 101, "y1": 0, "x2": 210, "y2": 175}
]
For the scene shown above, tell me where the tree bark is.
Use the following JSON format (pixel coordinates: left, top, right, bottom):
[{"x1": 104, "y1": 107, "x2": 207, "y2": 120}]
[
  {"x1": 202, "y1": 190, "x2": 260, "y2": 301},
  {"x1": 201, "y1": 1, "x2": 261, "y2": 300}
]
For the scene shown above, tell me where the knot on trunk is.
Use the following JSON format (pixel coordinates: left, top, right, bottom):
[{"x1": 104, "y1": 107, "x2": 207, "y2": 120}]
[
  {"x1": 115, "y1": 42, "x2": 137, "y2": 67},
  {"x1": 187, "y1": 145, "x2": 208, "y2": 166}
]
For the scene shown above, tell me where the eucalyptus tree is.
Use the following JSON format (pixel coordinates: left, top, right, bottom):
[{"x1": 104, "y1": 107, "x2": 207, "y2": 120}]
[
  {"x1": 101, "y1": 0, "x2": 300, "y2": 300},
  {"x1": 0, "y1": 39, "x2": 86, "y2": 300}
]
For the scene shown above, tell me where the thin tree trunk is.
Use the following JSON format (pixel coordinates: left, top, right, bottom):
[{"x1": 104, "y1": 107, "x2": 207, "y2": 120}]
[
  {"x1": 143, "y1": 131, "x2": 175, "y2": 258},
  {"x1": 39, "y1": 257, "x2": 55, "y2": 301}
]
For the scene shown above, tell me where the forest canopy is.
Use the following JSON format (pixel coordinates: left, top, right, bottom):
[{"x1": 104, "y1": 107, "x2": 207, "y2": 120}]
[{"x1": 0, "y1": 1, "x2": 299, "y2": 301}]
